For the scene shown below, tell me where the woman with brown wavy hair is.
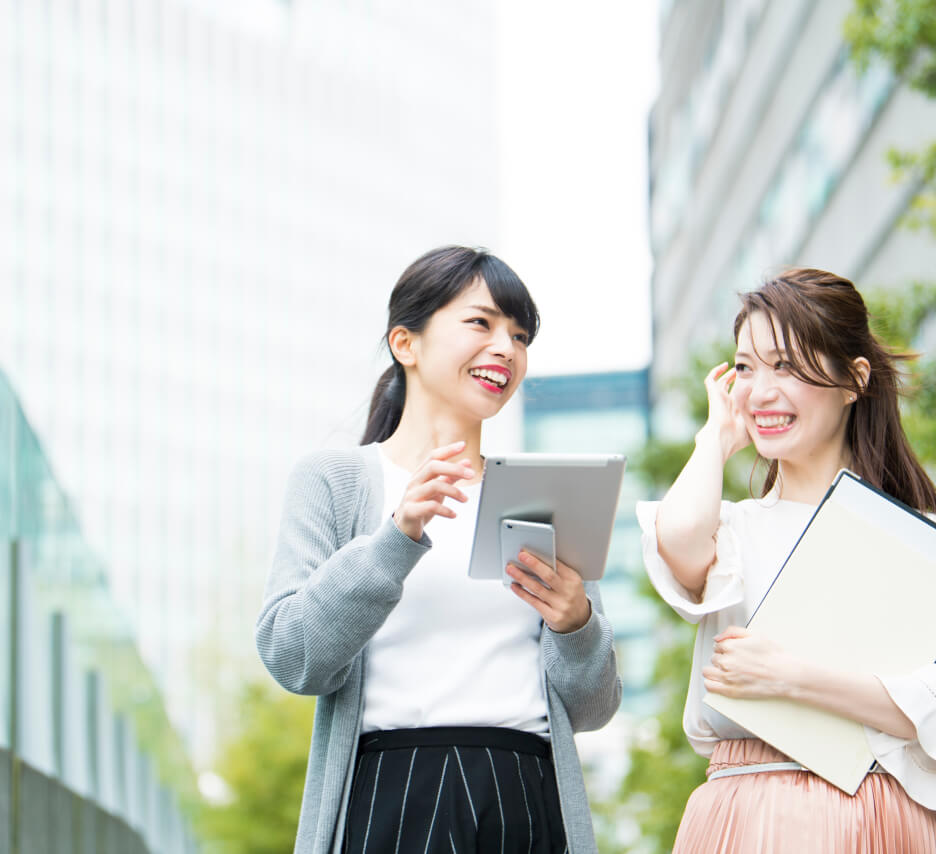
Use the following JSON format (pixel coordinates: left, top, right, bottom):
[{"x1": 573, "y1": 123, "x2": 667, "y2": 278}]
[{"x1": 638, "y1": 268, "x2": 936, "y2": 851}]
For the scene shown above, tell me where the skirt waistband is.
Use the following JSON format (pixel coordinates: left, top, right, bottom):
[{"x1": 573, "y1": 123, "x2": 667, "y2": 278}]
[
  {"x1": 709, "y1": 760, "x2": 886, "y2": 781},
  {"x1": 358, "y1": 726, "x2": 551, "y2": 758}
]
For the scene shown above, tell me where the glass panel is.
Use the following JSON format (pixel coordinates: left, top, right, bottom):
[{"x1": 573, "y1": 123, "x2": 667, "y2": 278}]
[
  {"x1": 0, "y1": 368, "x2": 193, "y2": 819},
  {"x1": 722, "y1": 56, "x2": 894, "y2": 300},
  {"x1": 651, "y1": 0, "x2": 771, "y2": 250},
  {"x1": 523, "y1": 372, "x2": 655, "y2": 704}
]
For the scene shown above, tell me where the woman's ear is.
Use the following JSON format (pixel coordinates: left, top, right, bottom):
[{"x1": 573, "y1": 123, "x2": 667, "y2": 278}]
[
  {"x1": 388, "y1": 326, "x2": 417, "y2": 367},
  {"x1": 853, "y1": 356, "x2": 871, "y2": 393}
]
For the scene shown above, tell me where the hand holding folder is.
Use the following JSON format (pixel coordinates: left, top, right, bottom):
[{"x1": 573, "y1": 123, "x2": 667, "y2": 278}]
[{"x1": 703, "y1": 470, "x2": 936, "y2": 794}]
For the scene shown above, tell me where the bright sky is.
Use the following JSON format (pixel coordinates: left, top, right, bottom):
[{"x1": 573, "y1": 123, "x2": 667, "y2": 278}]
[
  {"x1": 186, "y1": 0, "x2": 660, "y2": 377},
  {"x1": 497, "y1": 0, "x2": 659, "y2": 376}
]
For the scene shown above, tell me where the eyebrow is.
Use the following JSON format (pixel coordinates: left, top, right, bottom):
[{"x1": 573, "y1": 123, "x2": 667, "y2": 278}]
[
  {"x1": 735, "y1": 347, "x2": 787, "y2": 360},
  {"x1": 466, "y1": 304, "x2": 504, "y2": 317}
]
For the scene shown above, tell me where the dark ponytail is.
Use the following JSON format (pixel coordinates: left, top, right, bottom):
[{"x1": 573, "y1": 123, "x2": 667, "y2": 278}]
[
  {"x1": 360, "y1": 245, "x2": 538, "y2": 445},
  {"x1": 361, "y1": 362, "x2": 407, "y2": 446}
]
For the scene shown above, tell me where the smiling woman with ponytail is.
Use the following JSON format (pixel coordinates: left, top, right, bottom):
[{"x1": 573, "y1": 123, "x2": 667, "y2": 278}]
[
  {"x1": 361, "y1": 245, "x2": 540, "y2": 445},
  {"x1": 257, "y1": 245, "x2": 621, "y2": 854}
]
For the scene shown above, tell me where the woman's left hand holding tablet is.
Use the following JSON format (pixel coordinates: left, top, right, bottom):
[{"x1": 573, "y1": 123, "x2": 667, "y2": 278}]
[
  {"x1": 506, "y1": 552, "x2": 591, "y2": 634},
  {"x1": 392, "y1": 441, "x2": 475, "y2": 542}
]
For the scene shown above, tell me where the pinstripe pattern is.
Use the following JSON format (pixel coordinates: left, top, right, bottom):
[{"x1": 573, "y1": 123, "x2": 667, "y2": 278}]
[
  {"x1": 424, "y1": 755, "x2": 450, "y2": 854},
  {"x1": 515, "y1": 751, "x2": 533, "y2": 854},
  {"x1": 453, "y1": 747, "x2": 478, "y2": 828},
  {"x1": 393, "y1": 748, "x2": 418, "y2": 854},
  {"x1": 486, "y1": 747, "x2": 506, "y2": 854},
  {"x1": 361, "y1": 752, "x2": 383, "y2": 854},
  {"x1": 344, "y1": 737, "x2": 566, "y2": 854}
]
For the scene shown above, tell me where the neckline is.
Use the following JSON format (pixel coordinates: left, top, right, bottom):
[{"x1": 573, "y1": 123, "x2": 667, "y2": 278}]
[
  {"x1": 754, "y1": 486, "x2": 817, "y2": 509},
  {"x1": 378, "y1": 446, "x2": 482, "y2": 490}
]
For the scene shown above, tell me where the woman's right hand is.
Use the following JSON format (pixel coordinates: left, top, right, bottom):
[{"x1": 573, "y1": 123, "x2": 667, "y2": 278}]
[
  {"x1": 697, "y1": 361, "x2": 751, "y2": 463},
  {"x1": 392, "y1": 441, "x2": 475, "y2": 542}
]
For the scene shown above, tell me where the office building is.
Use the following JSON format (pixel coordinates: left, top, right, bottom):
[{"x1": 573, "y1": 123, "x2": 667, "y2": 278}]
[
  {"x1": 2, "y1": 371, "x2": 195, "y2": 852},
  {"x1": 523, "y1": 370, "x2": 656, "y2": 705},
  {"x1": 649, "y1": 0, "x2": 936, "y2": 407},
  {"x1": 0, "y1": 0, "x2": 501, "y2": 764}
]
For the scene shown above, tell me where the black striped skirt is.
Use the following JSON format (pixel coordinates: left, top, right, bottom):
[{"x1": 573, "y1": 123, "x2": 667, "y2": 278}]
[{"x1": 343, "y1": 726, "x2": 568, "y2": 854}]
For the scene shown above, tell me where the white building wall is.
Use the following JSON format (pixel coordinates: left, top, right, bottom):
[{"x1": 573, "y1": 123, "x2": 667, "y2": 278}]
[
  {"x1": 0, "y1": 0, "x2": 504, "y2": 764},
  {"x1": 649, "y1": 0, "x2": 936, "y2": 407},
  {"x1": 798, "y1": 87, "x2": 936, "y2": 282}
]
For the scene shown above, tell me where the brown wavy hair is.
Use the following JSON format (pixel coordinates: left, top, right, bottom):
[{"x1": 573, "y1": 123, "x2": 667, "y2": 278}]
[{"x1": 734, "y1": 268, "x2": 936, "y2": 512}]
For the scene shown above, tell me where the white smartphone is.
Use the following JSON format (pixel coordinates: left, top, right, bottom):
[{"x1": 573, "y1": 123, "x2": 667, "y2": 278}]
[{"x1": 499, "y1": 519, "x2": 556, "y2": 588}]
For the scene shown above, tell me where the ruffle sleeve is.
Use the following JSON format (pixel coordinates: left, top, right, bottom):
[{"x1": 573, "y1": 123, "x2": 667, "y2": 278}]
[
  {"x1": 865, "y1": 662, "x2": 936, "y2": 809},
  {"x1": 635, "y1": 500, "x2": 745, "y2": 624}
]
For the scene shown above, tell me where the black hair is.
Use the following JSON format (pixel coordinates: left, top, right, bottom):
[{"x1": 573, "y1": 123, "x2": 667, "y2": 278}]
[{"x1": 361, "y1": 245, "x2": 539, "y2": 445}]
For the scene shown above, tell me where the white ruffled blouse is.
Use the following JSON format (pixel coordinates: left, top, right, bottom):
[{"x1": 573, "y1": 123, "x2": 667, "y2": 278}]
[{"x1": 636, "y1": 497, "x2": 936, "y2": 810}]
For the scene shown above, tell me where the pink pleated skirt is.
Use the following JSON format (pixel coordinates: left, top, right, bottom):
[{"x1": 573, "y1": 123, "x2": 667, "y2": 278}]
[{"x1": 673, "y1": 739, "x2": 936, "y2": 853}]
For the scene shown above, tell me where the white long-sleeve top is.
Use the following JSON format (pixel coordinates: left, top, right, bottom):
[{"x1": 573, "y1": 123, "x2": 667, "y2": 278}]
[{"x1": 636, "y1": 496, "x2": 936, "y2": 810}]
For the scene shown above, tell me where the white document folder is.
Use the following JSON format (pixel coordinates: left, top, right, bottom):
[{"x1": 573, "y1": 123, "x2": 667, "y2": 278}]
[{"x1": 703, "y1": 470, "x2": 936, "y2": 794}]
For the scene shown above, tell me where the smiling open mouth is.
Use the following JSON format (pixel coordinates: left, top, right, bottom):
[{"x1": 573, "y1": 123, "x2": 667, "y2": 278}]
[
  {"x1": 469, "y1": 367, "x2": 508, "y2": 391},
  {"x1": 754, "y1": 414, "x2": 796, "y2": 430}
]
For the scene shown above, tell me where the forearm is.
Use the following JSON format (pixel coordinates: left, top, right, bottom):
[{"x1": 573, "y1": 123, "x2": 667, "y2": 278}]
[
  {"x1": 786, "y1": 662, "x2": 916, "y2": 740},
  {"x1": 257, "y1": 516, "x2": 429, "y2": 695},
  {"x1": 542, "y1": 586, "x2": 622, "y2": 731},
  {"x1": 656, "y1": 428, "x2": 730, "y2": 596}
]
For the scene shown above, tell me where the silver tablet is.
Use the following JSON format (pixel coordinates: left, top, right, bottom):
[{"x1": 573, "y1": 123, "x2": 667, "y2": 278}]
[{"x1": 467, "y1": 453, "x2": 626, "y2": 581}]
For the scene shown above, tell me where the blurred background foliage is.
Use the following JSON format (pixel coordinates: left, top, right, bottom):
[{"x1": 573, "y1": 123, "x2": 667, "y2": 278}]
[
  {"x1": 196, "y1": 683, "x2": 314, "y2": 854},
  {"x1": 866, "y1": 283, "x2": 936, "y2": 462},
  {"x1": 845, "y1": 0, "x2": 936, "y2": 234}
]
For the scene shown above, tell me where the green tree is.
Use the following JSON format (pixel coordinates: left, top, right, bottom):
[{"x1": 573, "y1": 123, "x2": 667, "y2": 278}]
[
  {"x1": 865, "y1": 282, "x2": 936, "y2": 463},
  {"x1": 599, "y1": 285, "x2": 936, "y2": 853},
  {"x1": 196, "y1": 681, "x2": 315, "y2": 854},
  {"x1": 845, "y1": 0, "x2": 936, "y2": 234}
]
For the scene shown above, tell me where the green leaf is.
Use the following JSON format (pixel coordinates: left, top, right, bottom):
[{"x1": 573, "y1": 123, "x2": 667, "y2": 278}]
[{"x1": 195, "y1": 682, "x2": 315, "y2": 854}]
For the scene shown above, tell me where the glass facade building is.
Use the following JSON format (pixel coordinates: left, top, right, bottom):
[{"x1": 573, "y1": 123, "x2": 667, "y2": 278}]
[
  {"x1": 522, "y1": 370, "x2": 656, "y2": 707},
  {"x1": 0, "y1": 0, "x2": 501, "y2": 767},
  {"x1": 649, "y1": 0, "x2": 936, "y2": 400},
  {"x1": 1, "y1": 369, "x2": 195, "y2": 852}
]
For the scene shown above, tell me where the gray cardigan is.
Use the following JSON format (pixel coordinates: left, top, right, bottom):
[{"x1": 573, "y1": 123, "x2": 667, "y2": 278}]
[{"x1": 256, "y1": 444, "x2": 622, "y2": 854}]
